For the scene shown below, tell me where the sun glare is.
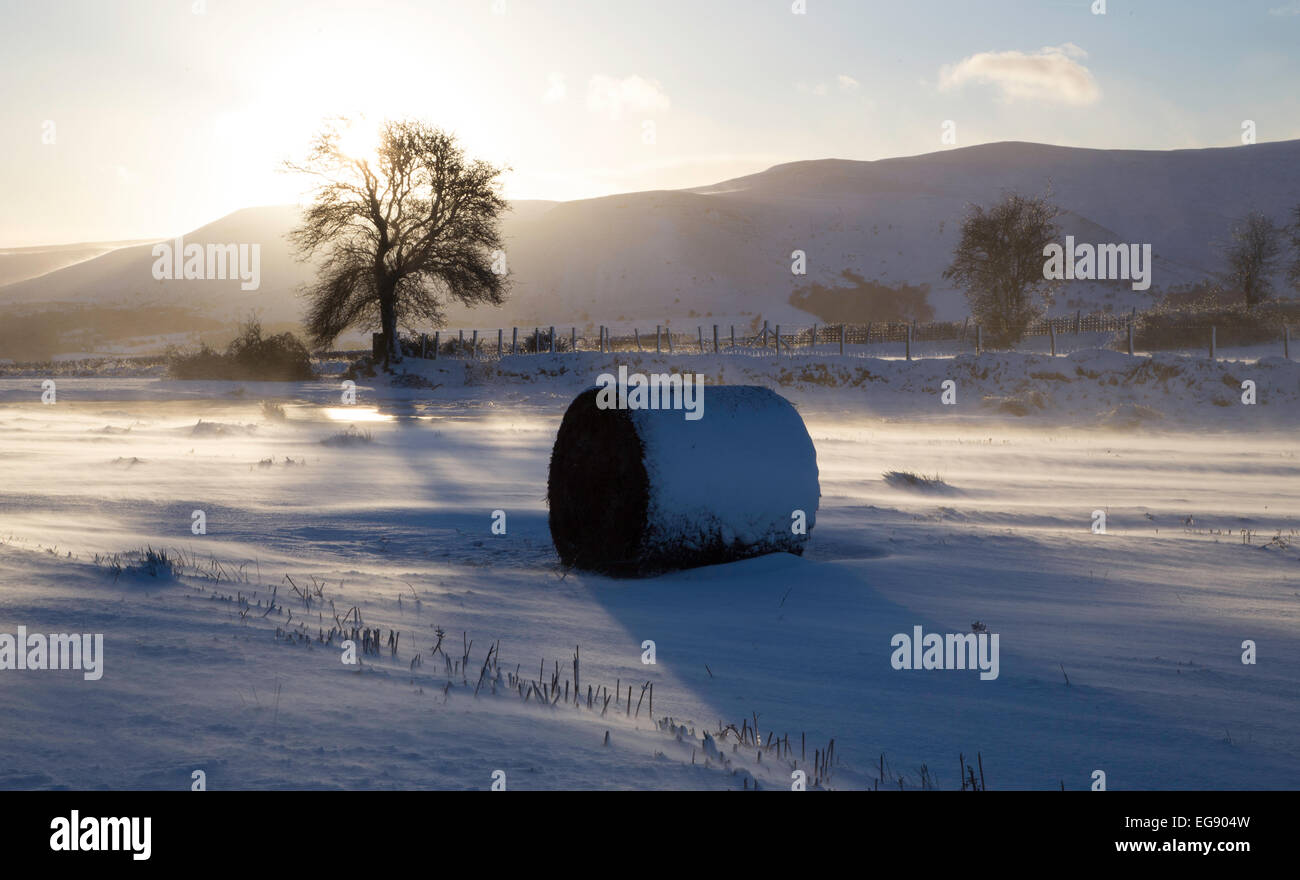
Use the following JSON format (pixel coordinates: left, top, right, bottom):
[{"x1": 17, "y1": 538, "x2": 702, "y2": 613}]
[{"x1": 337, "y1": 117, "x2": 384, "y2": 166}]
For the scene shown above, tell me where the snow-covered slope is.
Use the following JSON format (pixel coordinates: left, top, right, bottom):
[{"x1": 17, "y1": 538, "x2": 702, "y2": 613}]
[
  {"x1": 0, "y1": 240, "x2": 153, "y2": 287},
  {"x1": 1, "y1": 353, "x2": 1297, "y2": 789}
]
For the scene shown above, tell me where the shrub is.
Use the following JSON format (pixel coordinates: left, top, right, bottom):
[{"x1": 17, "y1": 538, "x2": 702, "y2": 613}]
[
  {"x1": 436, "y1": 335, "x2": 478, "y2": 356},
  {"x1": 97, "y1": 546, "x2": 176, "y2": 581},
  {"x1": 521, "y1": 327, "x2": 571, "y2": 353},
  {"x1": 168, "y1": 317, "x2": 314, "y2": 380},
  {"x1": 389, "y1": 332, "x2": 476, "y2": 357},
  {"x1": 396, "y1": 328, "x2": 572, "y2": 356},
  {"x1": 321, "y1": 425, "x2": 373, "y2": 446},
  {"x1": 1131, "y1": 301, "x2": 1300, "y2": 350},
  {"x1": 883, "y1": 471, "x2": 953, "y2": 493}
]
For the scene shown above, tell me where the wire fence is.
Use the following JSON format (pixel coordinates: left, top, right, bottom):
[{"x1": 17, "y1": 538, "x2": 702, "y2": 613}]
[
  {"x1": 343, "y1": 304, "x2": 1296, "y2": 362},
  {"x1": 384, "y1": 310, "x2": 1144, "y2": 361}
]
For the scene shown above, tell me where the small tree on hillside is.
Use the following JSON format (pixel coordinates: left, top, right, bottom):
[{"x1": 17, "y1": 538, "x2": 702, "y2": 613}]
[
  {"x1": 1224, "y1": 211, "x2": 1282, "y2": 308},
  {"x1": 943, "y1": 193, "x2": 1062, "y2": 347},
  {"x1": 286, "y1": 118, "x2": 510, "y2": 368},
  {"x1": 1287, "y1": 204, "x2": 1300, "y2": 294}
]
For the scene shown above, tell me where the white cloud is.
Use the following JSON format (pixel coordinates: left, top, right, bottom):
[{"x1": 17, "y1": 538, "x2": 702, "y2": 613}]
[
  {"x1": 543, "y1": 72, "x2": 567, "y2": 104},
  {"x1": 802, "y1": 76, "x2": 858, "y2": 96},
  {"x1": 938, "y1": 43, "x2": 1101, "y2": 105},
  {"x1": 586, "y1": 74, "x2": 671, "y2": 120},
  {"x1": 1269, "y1": 1, "x2": 1300, "y2": 15}
]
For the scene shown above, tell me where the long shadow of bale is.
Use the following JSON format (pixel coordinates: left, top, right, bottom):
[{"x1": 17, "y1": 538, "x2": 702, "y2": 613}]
[{"x1": 547, "y1": 385, "x2": 820, "y2": 577}]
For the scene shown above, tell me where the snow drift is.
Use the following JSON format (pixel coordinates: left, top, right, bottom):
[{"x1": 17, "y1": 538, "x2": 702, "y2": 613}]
[{"x1": 547, "y1": 385, "x2": 820, "y2": 576}]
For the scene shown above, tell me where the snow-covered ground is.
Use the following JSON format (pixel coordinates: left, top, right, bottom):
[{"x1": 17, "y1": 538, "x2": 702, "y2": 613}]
[{"x1": 0, "y1": 349, "x2": 1297, "y2": 789}]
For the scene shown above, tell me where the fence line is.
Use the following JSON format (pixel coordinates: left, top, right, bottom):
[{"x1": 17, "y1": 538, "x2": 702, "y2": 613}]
[
  {"x1": 383, "y1": 309, "x2": 1141, "y2": 361},
  {"x1": 372, "y1": 307, "x2": 1291, "y2": 362}
]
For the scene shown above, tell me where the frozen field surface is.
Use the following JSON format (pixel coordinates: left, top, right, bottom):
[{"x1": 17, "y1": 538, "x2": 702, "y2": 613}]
[{"x1": 0, "y1": 352, "x2": 1297, "y2": 790}]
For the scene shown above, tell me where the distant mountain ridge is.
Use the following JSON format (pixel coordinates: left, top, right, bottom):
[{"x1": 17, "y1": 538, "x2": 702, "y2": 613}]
[
  {"x1": 0, "y1": 239, "x2": 157, "y2": 287},
  {"x1": 3, "y1": 139, "x2": 1298, "y2": 357}
]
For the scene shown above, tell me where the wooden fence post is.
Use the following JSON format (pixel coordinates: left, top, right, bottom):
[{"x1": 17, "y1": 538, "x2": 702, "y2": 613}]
[
  {"x1": 698, "y1": 326, "x2": 705, "y2": 354},
  {"x1": 533, "y1": 327, "x2": 539, "y2": 354},
  {"x1": 511, "y1": 327, "x2": 518, "y2": 355},
  {"x1": 656, "y1": 325, "x2": 661, "y2": 353},
  {"x1": 906, "y1": 323, "x2": 912, "y2": 361},
  {"x1": 1049, "y1": 322, "x2": 1056, "y2": 357},
  {"x1": 433, "y1": 331, "x2": 439, "y2": 360},
  {"x1": 634, "y1": 328, "x2": 642, "y2": 352},
  {"x1": 497, "y1": 329, "x2": 503, "y2": 357},
  {"x1": 713, "y1": 324, "x2": 719, "y2": 353},
  {"x1": 571, "y1": 327, "x2": 576, "y2": 352},
  {"x1": 775, "y1": 324, "x2": 781, "y2": 356},
  {"x1": 730, "y1": 325, "x2": 735, "y2": 350},
  {"x1": 810, "y1": 323, "x2": 817, "y2": 351},
  {"x1": 839, "y1": 323, "x2": 845, "y2": 355},
  {"x1": 866, "y1": 321, "x2": 873, "y2": 351},
  {"x1": 1128, "y1": 321, "x2": 1135, "y2": 356},
  {"x1": 548, "y1": 326, "x2": 555, "y2": 354},
  {"x1": 1285, "y1": 324, "x2": 1291, "y2": 360},
  {"x1": 763, "y1": 321, "x2": 769, "y2": 348},
  {"x1": 1210, "y1": 325, "x2": 1216, "y2": 360},
  {"x1": 420, "y1": 333, "x2": 428, "y2": 358},
  {"x1": 667, "y1": 329, "x2": 673, "y2": 354},
  {"x1": 471, "y1": 329, "x2": 478, "y2": 359},
  {"x1": 975, "y1": 324, "x2": 981, "y2": 354},
  {"x1": 1075, "y1": 310, "x2": 1082, "y2": 335},
  {"x1": 458, "y1": 330, "x2": 464, "y2": 355}
]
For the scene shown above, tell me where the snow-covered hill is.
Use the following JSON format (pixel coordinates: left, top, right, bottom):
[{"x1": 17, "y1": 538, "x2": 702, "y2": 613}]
[
  {"x1": 0, "y1": 239, "x2": 154, "y2": 287},
  {"x1": 3, "y1": 140, "x2": 1298, "y2": 353}
]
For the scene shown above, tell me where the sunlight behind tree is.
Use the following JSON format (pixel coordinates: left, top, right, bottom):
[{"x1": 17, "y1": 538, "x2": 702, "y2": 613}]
[{"x1": 285, "y1": 118, "x2": 511, "y2": 367}]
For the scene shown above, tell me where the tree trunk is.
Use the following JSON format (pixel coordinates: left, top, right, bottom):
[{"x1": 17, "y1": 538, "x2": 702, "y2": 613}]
[{"x1": 378, "y1": 281, "x2": 400, "y2": 369}]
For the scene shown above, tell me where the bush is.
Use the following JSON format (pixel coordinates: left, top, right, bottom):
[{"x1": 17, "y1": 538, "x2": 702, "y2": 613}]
[
  {"x1": 436, "y1": 336, "x2": 478, "y2": 357},
  {"x1": 396, "y1": 329, "x2": 572, "y2": 356},
  {"x1": 168, "y1": 318, "x2": 314, "y2": 380},
  {"x1": 321, "y1": 425, "x2": 373, "y2": 446},
  {"x1": 1132, "y1": 301, "x2": 1300, "y2": 350},
  {"x1": 521, "y1": 327, "x2": 571, "y2": 353},
  {"x1": 388, "y1": 332, "x2": 477, "y2": 357},
  {"x1": 882, "y1": 471, "x2": 953, "y2": 493}
]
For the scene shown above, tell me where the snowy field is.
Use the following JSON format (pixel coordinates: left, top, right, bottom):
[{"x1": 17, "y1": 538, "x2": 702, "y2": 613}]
[{"x1": 0, "y1": 349, "x2": 1297, "y2": 790}]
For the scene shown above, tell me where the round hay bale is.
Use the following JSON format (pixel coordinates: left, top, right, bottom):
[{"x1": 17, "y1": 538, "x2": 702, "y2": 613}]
[{"x1": 548, "y1": 385, "x2": 820, "y2": 576}]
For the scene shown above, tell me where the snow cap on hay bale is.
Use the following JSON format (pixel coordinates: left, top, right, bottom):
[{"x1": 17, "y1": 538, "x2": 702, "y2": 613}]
[{"x1": 548, "y1": 384, "x2": 820, "y2": 576}]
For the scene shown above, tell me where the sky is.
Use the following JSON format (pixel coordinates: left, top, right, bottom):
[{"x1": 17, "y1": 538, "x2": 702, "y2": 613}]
[{"x1": 1, "y1": 0, "x2": 1298, "y2": 247}]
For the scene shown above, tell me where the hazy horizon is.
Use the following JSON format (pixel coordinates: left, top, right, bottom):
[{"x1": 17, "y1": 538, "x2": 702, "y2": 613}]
[{"x1": 6, "y1": 136, "x2": 1299, "y2": 252}]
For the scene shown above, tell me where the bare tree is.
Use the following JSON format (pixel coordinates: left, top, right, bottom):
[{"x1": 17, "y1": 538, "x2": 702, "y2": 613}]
[
  {"x1": 943, "y1": 192, "x2": 1062, "y2": 347},
  {"x1": 286, "y1": 119, "x2": 510, "y2": 367},
  {"x1": 1287, "y1": 204, "x2": 1300, "y2": 294},
  {"x1": 1224, "y1": 211, "x2": 1282, "y2": 308}
]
